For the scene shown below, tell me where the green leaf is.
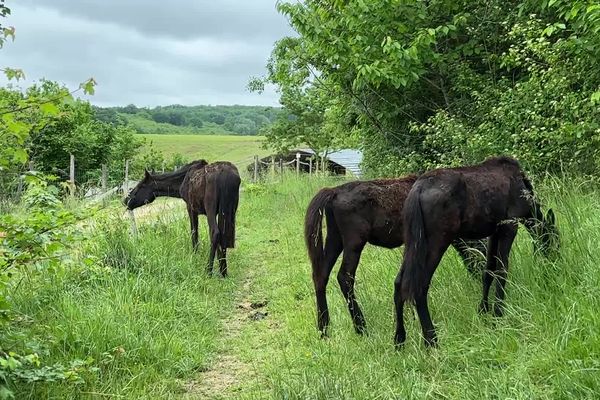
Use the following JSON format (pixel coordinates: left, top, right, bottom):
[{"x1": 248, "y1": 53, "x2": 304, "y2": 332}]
[
  {"x1": 39, "y1": 102, "x2": 59, "y2": 115},
  {"x1": 79, "y1": 78, "x2": 97, "y2": 95},
  {"x1": 12, "y1": 148, "x2": 28, "y2": 164}
]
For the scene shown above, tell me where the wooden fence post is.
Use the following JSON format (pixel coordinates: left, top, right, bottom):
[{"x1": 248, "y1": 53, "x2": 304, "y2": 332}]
[
  {"x1": 101, "y1": 164, "x2": 108, "y2": 192},
  {"x1": 123, "y1": 159, "x2": 129, "y2": 196},
  {"x1": 279, "y1": 159, "x2": 283, "y2": 176},
  {"x1": 28, "y1": 161, "x2": 34, "y2": 171},
  {"x1": 271, "y1": 156, "x2": 275, "y2": 177},
  {"x1": 296, "y1": 152, "x2": 301, "y2": 176},
  {"x1": 253, "y1": 155, "x2": 258, "y2": 182},
  {"x1": 69, "y1": 154, "x2": 75, "y2": 196},
  {"x1": 309, "y1": 158, "x2": 313, "y2": 175},
  {"x1": 128, "y1": 210, "x2": 138, "y2": 236}
]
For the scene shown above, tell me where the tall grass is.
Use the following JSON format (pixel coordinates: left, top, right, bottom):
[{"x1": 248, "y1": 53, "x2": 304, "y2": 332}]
[
  {"x1": 231, "y1": 174, "x2": 600, "y2": 399},
  {"x1": 6, "y1": 173, "x2": 600, "y2": 398},
  {"x1": 7, "y1": 210, "x2": 238, "y2": 398}
]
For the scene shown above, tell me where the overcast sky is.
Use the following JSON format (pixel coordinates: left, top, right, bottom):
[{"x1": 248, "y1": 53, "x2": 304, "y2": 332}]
[{"x1": 1, "y1": 1, "x2": 294, "y2": 107}]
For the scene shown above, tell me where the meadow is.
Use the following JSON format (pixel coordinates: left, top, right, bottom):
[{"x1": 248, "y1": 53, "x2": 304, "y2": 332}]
[
  {"x1": 139, "y1": 134, "x2": 271, "y2": 166},
  {"x1": 5, "y1": 171, "x2": 600, "y2": 399}
]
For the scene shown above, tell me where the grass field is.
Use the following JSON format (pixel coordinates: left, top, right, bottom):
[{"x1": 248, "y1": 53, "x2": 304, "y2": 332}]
[
  {"x1": 6, "y1": 174, "x2": 600, "y2": 398},
  {"x1": 139, "y1": 134, "x2": 271, "y2": 167}
]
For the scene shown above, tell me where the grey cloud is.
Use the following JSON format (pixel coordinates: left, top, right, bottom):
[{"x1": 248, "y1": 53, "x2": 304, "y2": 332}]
[
  {"x1": 1, "y1": 1, "x2": 293, "y2": 106},
  {"x1": 17, "y1": 0, "x2": 292, "y2": 41}
]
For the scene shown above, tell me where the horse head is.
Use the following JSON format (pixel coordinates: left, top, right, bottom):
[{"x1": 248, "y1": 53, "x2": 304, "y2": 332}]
[
  {"x1": 124, "y1": 170, "x2": 157, "y2": 210},
  {"x1": 527, "y1": 207, "x2": 560, "y2": 259}
]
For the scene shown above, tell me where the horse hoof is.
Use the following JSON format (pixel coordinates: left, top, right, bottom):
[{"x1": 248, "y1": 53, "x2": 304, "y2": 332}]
[
  {"x1": 493, "y1": 305, "x2": 504, "y2": 317},
  {"x1": 423, "y1": 336, "x2": 438, "y2": 348},
  {"x1": 394, "y1": 332, "x2": 406, "y2": 348},
  {"x1": 354, "y1": 324, "x2": 368, "y2": 336},
  {"x1": 478, "y1": 301, "x2": 490, "y2": 314}
]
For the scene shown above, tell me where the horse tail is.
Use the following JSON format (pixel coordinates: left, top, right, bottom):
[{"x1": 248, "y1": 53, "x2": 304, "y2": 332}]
[
  {"x1": 400, "y1": 183, "x2": 429, "y2": 303},
  {"x1": 217, "y1": 171, "x2": 240, "y2": 249},
  {"x1": 304, "y1": 188, "x2": 336, "y2": 273}
]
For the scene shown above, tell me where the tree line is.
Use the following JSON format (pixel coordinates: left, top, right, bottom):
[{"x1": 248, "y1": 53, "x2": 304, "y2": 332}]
[{"x1": 96, "y1": 104, "x2": 281, "y2": 136}]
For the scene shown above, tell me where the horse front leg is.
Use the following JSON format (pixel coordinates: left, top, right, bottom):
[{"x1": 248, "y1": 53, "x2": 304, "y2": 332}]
[
  {"x1": 493, "y1": 223, "x2": 518, "y2": 317},
  {"x1": 452, "y1": 238, "x2": 488, "y2": 279},
  {"x1": 479, "y1": 235, "x2": 499, "y2": 314}
]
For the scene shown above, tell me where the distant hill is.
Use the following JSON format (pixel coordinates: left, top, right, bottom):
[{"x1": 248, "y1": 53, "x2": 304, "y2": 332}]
[{"x1": 94, "y1": 104, "x2": 281, "y2": 136}]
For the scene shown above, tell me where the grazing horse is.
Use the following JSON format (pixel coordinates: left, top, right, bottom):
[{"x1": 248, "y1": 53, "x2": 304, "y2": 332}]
[
  {"x1": 125, "y1": 160, "x2": 241, "y2": 276},
  {"x1": 394, "y1": 157, "x2": 558, "y2": 347},
  {"x1": 305, "y1": 176, "x2": 488, "y2": 336}
]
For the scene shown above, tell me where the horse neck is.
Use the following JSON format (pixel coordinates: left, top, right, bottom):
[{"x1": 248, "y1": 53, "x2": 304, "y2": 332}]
[
  {"x1": 151, "y1": 172, "x2": 187, "y2": 198},
  {"x1": 523, "y1": 200, "x2": 545, "y2": 236}
]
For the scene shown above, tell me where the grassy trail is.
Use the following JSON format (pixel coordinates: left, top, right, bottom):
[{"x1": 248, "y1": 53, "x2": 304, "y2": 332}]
[
  {"x1": 189, "y1": 175, "x2": 600, "y2": 399},
  {"x1": 8, "y1": 174, "x2": 600, "y2": 398}
]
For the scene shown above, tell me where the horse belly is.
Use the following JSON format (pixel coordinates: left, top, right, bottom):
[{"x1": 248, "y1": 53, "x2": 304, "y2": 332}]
[
  {"x1": 459, "y1": 221, "x2": 498, "y2": 239},
  {"x1": 368, "y1": 225, "x2": 403, "y2": 248}
]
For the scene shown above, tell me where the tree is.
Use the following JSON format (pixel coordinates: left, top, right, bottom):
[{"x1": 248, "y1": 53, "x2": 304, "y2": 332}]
[
  {"x1": 250, "y1": 35, "x2": 358, "y2": 156},
  {"x1": 258, "y1": 0, "x2": 600, "y2": 176}
]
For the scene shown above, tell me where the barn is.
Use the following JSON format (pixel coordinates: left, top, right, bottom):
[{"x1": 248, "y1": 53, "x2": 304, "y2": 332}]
[{"x1": 248, "y1": 149, "x2": 363, "y2": 177}]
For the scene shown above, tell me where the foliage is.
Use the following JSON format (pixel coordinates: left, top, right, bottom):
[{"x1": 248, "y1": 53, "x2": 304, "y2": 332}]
[
  {"x1": 22, "y1": 81, "x2": 141, "y2": 183},
  {"x1": 250, "y1": 36, "x2": 360, "y2": 155},
  {"x1": 0, "y1": 174, "x2": 94, "y2": 397},
  {"x1": 263, "y1": 0, "x2": 600, "y2": 176}
]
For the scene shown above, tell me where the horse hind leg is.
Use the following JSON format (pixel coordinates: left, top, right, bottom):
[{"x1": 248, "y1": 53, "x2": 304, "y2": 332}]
[
  {"x1": 218, "y1": 247, "x2": 227, "y2": 277},
  {"x1": 314, "y1": 233, "x2": 343, "y2": 337},
  {"x1": 187, "y1": 206, "x2": 199, "y2": 252},
  {"x1": 394, "y1": 239, "x2": 449, "y2": 347},
  {"x1": 337, "y1": 243, "x2": 367, "y2": 335},
  {"x1": 393, "y1": 269, "x2": 406, "y2": 346},
  {"x1": 415, "y1": 241, "x2": 449, "y2": 347},
  {"x1": 206, "y1": 211, "x2": 219, "y2": 275}
]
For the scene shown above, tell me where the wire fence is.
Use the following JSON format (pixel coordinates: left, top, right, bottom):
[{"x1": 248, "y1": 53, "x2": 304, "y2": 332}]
[
  {"x1": 0, "y1": 152, "x2": 352, "y2": 209},
  {"x1": 247, "y1": 153, "x2": 347, "y2": 182}
]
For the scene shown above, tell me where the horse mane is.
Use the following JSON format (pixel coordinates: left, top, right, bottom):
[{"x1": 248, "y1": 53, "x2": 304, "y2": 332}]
[
  {"x1": 481, "y1": 156, "x2": 521, "y2": 168},
  {"x1": 150, "y1": 159, "x2": 208, "y2": 182}
]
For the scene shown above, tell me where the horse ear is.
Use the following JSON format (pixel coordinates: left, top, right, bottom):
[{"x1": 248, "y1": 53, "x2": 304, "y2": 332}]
[
  {"x1": 546, "y1": 208, "x2": 555, "y2": 224},
  {"x1": 144, "y1": 169, "x2": 151, "y2": 180}
]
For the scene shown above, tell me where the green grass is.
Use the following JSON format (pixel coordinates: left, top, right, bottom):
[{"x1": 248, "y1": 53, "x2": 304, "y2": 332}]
[
  {"x1": 6, "y1": 174, "x2": 600, "y2": 398},
  {"x1": 139, "y1": 134, "x2": 270, "y2": 167}
]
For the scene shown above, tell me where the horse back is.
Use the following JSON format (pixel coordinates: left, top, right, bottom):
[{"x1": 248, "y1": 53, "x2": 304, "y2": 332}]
[
  {"x1": 416, "y1": 158, "x2": 532, "y2": 238},
  {"x1": 331, "y1": 177, "x2": 416, "y2": 248}
]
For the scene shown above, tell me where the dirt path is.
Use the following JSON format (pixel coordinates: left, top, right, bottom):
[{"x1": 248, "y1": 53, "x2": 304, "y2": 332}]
[{"x1": 181, "y1": 270, "x2": 268, "y2": 399}]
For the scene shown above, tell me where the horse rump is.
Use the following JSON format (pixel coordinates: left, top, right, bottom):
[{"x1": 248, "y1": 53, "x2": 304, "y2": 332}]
[
  {"x1": 304, "y1": 188, "x2": 336, "y2": 272},
  {"x1": 217, "y1": 169, "x2": 241, "y2": 249},
  {"x1": 399, "y1": 183, "x2": 429, "y2": 303}
]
